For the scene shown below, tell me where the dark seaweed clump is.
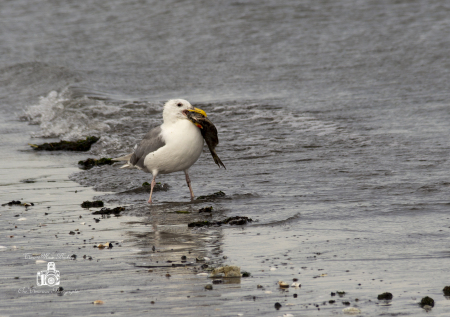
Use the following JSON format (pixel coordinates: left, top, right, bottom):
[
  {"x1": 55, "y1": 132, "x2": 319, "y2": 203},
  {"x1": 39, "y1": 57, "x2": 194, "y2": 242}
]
[
  {"x1": 2, "y1": 201, "x2": 22, "y2": 206},
  {"x1": 443, "y1": 286, "x2": 450, "y2": 296},
  {"x1": 199, "y1": 206, "x2": 213, "y2": 213},
  {"x1": 92, "y1": 207, "x2": 125, "y2": 215},
  {"x1": 188, "y1": 216, "x2": 253, "y2": 227},
  {"x1": 81, "y1": 201, "x2": 104, "y2": 208},
  {"x1": 142, "y1": 182, "x2": 170, "y2": 191},
  {"x1": 29, "y1": 136, "x2": 99, "y2": 151},
  {"x1": 420, "y1": 296, "x2": 434, "y2": 308},
  {"x1": 378, "y1": 292, "x2": 393, "y2": 300},
  {"x1": 78, "y1": 158, "x2": 113, "y2": 170},
  {"x1": 196, "y1": 191, "x2": 225, "y2": 200}
]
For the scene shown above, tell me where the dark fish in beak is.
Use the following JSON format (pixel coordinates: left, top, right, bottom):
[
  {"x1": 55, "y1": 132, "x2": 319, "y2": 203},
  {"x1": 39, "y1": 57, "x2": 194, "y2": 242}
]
[{"x1": 183, "y1": 110, "x2": 226, "y2": 169}]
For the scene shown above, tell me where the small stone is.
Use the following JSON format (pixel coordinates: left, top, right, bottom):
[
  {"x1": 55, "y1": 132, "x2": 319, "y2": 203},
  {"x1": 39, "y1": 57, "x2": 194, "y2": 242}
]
[
  {"x1": 274, "y1": 302, "x2": 282, "y2": 310},
  {"x1": 278, "y1": 281, "x2": 289, "y2": 288},
  {"x1": 443, "y1": 286, "x2": 450, "y2": 296},
  {"x1": 377, "y1": 292, "x2": 393, "y2": 300},
  {"x1": 205, "y1": 284, "x2": 213, "y2": 290},
  {"x1": 420, "y1": 296, "x2": 434, "y2": 308},
  {"x1": 93, "y1": 300, "x2": 104, "y2": 305}
]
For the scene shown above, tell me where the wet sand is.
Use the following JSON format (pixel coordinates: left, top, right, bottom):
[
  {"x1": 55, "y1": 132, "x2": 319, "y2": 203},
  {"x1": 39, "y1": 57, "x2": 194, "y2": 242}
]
[{"x1": 1, "y1": 117, "x2": 450, "y2": 317}]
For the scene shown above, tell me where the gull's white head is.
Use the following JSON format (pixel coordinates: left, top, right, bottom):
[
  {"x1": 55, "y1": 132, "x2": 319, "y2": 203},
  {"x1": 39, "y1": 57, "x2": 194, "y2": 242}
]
[{"x1": 163, "y1": 99, "x2": 206, "y2": 124}]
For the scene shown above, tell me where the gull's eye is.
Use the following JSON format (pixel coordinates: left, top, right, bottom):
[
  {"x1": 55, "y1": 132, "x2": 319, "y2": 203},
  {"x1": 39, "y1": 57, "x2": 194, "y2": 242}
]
[{"x1": 177, "y1": 103, "x2": 183, "y2": 107}]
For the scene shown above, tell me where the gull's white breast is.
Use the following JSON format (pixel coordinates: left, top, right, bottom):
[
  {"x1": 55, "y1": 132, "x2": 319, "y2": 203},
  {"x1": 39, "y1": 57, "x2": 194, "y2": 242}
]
[{"x1": 143, "y1": 119, "x2": 204, "y2": 175}]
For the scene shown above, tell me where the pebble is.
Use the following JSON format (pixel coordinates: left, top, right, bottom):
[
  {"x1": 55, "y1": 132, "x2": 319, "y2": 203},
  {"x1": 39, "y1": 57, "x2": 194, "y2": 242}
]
[
  {"x1": 291, "y1": 282, "x2": 301, "y2": 288},
  {"x1": 17, "y1": 218, "x2": 27, "y2": 221},
  {"x1": 92, "y1": 300, "x2": 104, "y2": 305},
  {"x1": 278, "y1": 281, "x2": 289, "y2": 288},
  {"x1": 205, "y1": 284, "x2": 213, "y2": 290},
  {"x1": 342, "y1": 307, "x2": 361, "y2": 315},
  {"x1": 36, "y1": 260, "x2": 47, "y2": 264}
]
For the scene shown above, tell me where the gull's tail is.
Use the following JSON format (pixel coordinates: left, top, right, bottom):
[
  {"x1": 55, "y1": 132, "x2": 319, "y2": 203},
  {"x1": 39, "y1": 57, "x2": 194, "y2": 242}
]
[{"x1": 112, "y1": 153, "x2": 134, "y2": 169}]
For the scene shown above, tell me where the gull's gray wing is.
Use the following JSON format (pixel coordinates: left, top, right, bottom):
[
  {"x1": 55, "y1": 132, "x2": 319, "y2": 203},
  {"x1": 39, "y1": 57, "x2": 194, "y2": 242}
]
[{"x1": 130, "y1": 126, "x2": 165, "y2": 170}]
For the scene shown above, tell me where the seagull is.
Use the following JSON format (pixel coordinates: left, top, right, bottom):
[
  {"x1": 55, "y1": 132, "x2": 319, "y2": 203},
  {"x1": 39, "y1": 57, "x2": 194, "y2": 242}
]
[{"x1": 113, "y1": 99, "x2": 207, "y2": 204}]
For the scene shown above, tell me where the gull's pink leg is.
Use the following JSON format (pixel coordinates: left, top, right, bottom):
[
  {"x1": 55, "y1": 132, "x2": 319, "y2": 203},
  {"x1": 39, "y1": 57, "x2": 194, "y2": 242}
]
[
  {"x1": 148, "y1": 176, "x2": 156, "y2": 204},
  {"x1": 184, "y1": 170, "x2": 195, "y2": 201}
]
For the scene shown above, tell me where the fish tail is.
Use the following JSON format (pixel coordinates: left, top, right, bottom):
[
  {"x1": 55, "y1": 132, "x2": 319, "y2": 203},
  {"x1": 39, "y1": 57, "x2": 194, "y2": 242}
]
[{"x1": 211, "y1": 150, "x2": 226, "y2": 169}]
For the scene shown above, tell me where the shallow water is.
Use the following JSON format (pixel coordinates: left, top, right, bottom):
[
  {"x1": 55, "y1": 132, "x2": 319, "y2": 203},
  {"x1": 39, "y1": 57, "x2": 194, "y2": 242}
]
[{"x1": 1, "y1": 0, "x2": 450, "y2": 316}]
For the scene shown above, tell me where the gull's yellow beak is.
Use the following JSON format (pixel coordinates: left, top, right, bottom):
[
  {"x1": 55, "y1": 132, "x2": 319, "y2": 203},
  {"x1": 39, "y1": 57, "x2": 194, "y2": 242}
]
[{"x1": 188, "y1": 107, "x2": 207, "y2": 117}]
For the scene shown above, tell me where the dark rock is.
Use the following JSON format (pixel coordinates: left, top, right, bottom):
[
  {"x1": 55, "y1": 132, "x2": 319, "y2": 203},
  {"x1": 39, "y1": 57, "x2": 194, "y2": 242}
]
[
  {"x1": 196, "y1": 191, "x2": 226, "y2": 200},
  {"x1": 274, "y1": 302, "x2": 282, "y2": 310},
  {"x1": 342, "y1": 301, "x2": 351, "y2": 306},
  {"x1": 205, "y1": 284, "x2": 213, "y2": 290},
  {"x1": 29, "y1": 136, "x2": 99, "y2": 151},
  {"x1": 92, "y1": 206, "x2": 125, "y2": 215},
  {"x1": 188, "y1": 221, "x2": 211, "y2": 227},
  {"x1": 81, "y1": 201, "x2": 104, "y2": 208},
  {"x1": 420, "y1": 296, "x2": 434, "y2": 308},
  {"x1": 188, "y1": 216, "x2": 253, "y2": 227},
  {"x1": 241, "y1": 271, "x2": 251, "y2": 277},
  {"x1": 226, "y1": 216, "x2": 253, "y2": 225},
  {"x1": 378, "y1": 292, "x2": 393, "y2": 300},
  {"x1": 78, "y1": 158, "x2": 113, "y2": 170},
  {"x1": 2, "y1": 201, "x2": 22, "y2": 206},
  {"x1": 443, "y1": 286, "x2": 450, "y2": 296}
]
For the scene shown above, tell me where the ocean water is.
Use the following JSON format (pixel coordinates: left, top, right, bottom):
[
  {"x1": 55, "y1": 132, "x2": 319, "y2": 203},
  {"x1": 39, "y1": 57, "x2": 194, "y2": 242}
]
[{"x1": 1, "y1": 1, "x2": 450, "y2": 316}]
